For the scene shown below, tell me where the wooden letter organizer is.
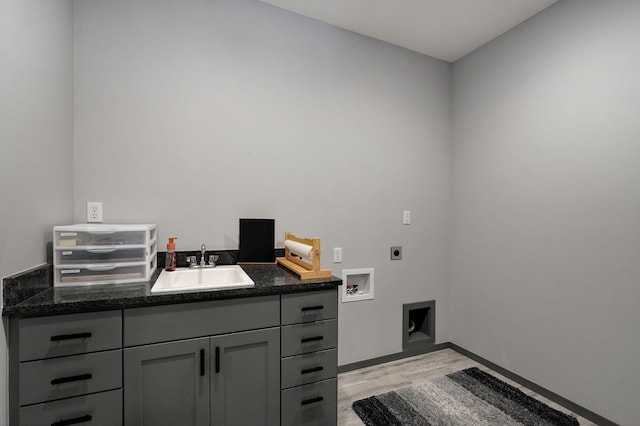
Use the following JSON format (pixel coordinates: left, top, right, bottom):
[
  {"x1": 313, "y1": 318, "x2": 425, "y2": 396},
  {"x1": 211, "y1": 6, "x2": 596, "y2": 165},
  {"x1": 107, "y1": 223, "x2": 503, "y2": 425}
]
[{"x1": 276, "y1": 232, "x2": 332, "y2": 280}]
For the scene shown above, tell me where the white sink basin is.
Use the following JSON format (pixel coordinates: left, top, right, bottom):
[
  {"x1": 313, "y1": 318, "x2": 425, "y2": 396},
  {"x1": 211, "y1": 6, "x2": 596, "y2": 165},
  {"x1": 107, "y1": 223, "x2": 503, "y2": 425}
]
[{"x1": 151, "y1": 265, "x2": 255, "y2": 294}]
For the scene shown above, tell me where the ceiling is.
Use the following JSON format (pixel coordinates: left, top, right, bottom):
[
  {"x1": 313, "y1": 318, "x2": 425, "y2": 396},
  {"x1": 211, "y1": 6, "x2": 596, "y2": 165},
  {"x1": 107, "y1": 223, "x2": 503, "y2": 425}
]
[{"x1": 257, "y1": 0, "x2": 558, "y2": 62}]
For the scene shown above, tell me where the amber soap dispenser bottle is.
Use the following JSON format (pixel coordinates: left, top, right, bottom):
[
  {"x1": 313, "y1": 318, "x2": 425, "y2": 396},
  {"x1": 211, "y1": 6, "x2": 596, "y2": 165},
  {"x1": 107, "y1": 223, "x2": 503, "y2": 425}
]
[{"x1": 165, "y1": 237, "x2": 177, "y2": 271}]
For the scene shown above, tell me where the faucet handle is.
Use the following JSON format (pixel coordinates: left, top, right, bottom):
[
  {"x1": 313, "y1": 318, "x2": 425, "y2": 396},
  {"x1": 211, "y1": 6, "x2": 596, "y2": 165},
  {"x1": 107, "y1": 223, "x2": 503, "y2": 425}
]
[
  {"x1": 186, "y1": 256, "x2": 197, "y2": 267},
  {"x1": 208, "y1": 255, "x2": 219, "y2": 266}
]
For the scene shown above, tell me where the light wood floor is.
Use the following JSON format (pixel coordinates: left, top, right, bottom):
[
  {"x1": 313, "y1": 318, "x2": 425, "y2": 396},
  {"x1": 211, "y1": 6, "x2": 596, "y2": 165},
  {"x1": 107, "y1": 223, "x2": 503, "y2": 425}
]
[{"x1": 337, "y1": 348, "x2": 598, "y2": 426}]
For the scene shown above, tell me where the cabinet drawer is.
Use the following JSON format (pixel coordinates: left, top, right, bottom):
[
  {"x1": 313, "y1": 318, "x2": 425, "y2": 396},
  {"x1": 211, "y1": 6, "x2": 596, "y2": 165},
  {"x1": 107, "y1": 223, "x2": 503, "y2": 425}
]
[
  {"x1": 55, "y1": 263, "x2": 146, "y2": 286},
  {"x1": 20, "y1": 349, "x2": 122, "y2": 406},
  {"x1": 281, "y1": 349, "x2": 337, "y2": 389},
  {"x1": 19, "y1": 311, "x2": 122, "y2": 361},
  {"x1": 55, "y1": 227, "x2": 149, "y2": 247},
  {"x1": 281, "y1": 319, "x2": 337, "y2": 357},
  {"x1": 281, "y1": 378, "x2": 337, "y2": 426},
  {"x1": 19, "y1": 389, "x2": 122, "y2": 426},
  {"x1": 56, "y1": 247, "x2": 148, "y2": 264},
  {"x1": 124, "y1": 295, "x2": 279, "y2": 347},
  {"x1": 281, "y1": 290, "x2": 337, "y2": 325}
]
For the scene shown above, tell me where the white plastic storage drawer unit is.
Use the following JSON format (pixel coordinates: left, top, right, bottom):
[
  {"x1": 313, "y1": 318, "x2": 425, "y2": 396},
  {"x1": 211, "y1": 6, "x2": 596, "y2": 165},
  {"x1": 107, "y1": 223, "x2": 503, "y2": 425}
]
[{"x1": 53, "y1": 224, "x2": 157, "y2": 287}]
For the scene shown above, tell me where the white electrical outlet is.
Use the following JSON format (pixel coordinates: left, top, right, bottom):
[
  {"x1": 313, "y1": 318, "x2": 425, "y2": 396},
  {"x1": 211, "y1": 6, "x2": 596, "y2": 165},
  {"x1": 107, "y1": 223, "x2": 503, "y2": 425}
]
[
  {"x1": 403, "y1": 210, "x2": 411, "y2": 225},
  {"x1": 87, "y1": 202, "x2": 103, "y2": 223},
  {"x1": 333, "y1": 247, "x2": 343, "y2": 263}
]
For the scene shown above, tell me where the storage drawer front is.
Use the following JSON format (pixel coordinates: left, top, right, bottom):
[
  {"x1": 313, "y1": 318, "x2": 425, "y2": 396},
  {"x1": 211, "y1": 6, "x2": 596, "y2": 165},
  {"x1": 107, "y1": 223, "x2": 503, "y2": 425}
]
[
  {"x1": 20, "y1": 349, "x2": 122, "y2": 406},
  {"x1": 56, "y1": 247, "x2": 147, "y2": 264},
  {"x1": 281, "y1": 378, "x2": 337, "y2": 426},
  {"x1": 56, "y1": 264, "x2": 146, "y2": 285},
  {"x1": 281, "y1": 320, "x2": 337, "y2": 357},
  {"x1": 19, "y1": 311, "x2": 122, "y2": 361},
  {"x1": 19, "y1": 389, "x2": 122, "y2": 426},
  {"x1": 56, "y1": 229, "x2": 147, "y2": 247},
  {"x1": 124, "y1": 295, "x2": 280, "y2": 346},
  {"x1": 281, "y1": 349, "x2": 337, "y2": 389},
  {"x1": 281, "y1": 290, "x2": 337, "y2": 325}
]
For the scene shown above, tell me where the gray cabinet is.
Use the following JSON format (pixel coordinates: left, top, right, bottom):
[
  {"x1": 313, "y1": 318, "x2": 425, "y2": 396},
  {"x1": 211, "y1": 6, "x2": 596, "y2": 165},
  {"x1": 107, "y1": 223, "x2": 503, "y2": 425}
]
[
  {"x1": 281, "y1": 378, "x2": 337, "y2": 426},
  {"x1": 280, "y1": 290, "x2": 338, "y2": 426},
  {"x1": 211, "y1": 327, "x2": 280, "y2": 425},
  {"x1": 124, "y1": 338, "x2": 210, "y2": 426},
  {"x1": 18, "y1": 310, "x2": 122, "y2": 360},
  {"x1": 123, "y1": 295, "x2": 281, "y2": 426},
  {"x1": 8, "y1": 287, "x2": 338, "y2": 426},
  {"x1": 20, "y1": 389, "x2": 122, "y2": 426},
  {"x1": 9, "y1": 310, "x2": 123, "y2": 426},
  {"x1": 20, "y1": 349, "x2": 122, "y2": 405}
]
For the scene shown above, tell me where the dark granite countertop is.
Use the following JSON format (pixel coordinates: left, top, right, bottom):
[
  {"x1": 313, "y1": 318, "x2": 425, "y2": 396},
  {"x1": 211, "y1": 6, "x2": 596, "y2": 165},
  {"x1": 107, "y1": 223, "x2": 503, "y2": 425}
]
[{"x1": 2, "y1": 264, "x2": 341, "y2": 318}]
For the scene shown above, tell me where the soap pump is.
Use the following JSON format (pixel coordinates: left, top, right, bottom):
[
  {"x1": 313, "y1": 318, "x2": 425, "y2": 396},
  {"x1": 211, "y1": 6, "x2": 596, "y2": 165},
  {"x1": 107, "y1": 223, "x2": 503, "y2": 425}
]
[{"x1": 166, "y1": 237, "x2": 177, "y2": 271}]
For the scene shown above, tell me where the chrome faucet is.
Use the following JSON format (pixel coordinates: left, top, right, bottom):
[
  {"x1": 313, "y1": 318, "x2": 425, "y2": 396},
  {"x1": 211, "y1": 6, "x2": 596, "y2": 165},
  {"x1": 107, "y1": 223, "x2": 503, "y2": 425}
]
[{"x1": 187, "y1": 244, "x2": 219, "y2": 268}]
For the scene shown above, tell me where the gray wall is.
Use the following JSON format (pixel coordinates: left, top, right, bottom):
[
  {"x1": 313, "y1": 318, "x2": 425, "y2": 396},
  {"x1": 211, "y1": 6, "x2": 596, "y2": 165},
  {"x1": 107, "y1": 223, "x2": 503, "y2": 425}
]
[
  {"x1": 0, "y1": 0, "x2": 74, "y2": 422},
  {"x1": 450, "y1": 1, "x2": 640, "y2": 424},
  {"x1": 73, "y1": 0, "x2": 452, "y2": 365},
  {"x1": 4, "y1": 0, "x2": 636, "y2": 423}
]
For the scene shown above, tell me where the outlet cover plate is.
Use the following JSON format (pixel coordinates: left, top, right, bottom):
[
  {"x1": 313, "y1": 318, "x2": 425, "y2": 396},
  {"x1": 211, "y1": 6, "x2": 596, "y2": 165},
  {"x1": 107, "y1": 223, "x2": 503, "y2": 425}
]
[
  {"x1": 403, "y1": 210, "x2": 411, "y2": 225},
  {"x1": 333, "y1": 247, "x2": 343, "y2": 263},
  {"x1": 391, "y1": 246, "x2": 402, "y2": 260},
  {"x1": 87, "y1": 201, "x2": 103, "y2": 223}
]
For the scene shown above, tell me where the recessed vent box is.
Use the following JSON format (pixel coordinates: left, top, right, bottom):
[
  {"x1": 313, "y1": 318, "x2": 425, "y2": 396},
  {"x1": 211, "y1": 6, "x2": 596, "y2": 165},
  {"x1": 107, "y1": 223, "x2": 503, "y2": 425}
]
[{"x1": 53, "y1": 224, "x2": 157, "y2": 287}]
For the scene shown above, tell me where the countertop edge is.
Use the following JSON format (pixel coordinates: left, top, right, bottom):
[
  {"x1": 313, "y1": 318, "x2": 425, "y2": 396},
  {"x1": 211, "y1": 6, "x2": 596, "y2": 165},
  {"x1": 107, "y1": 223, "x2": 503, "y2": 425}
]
[{"x1": 3, "y1": 264, "x2": 342, "y2": 318}]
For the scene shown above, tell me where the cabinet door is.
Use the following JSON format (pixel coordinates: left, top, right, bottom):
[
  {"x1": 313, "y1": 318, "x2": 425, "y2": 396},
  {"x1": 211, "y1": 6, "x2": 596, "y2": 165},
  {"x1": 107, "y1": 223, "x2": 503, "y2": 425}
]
[
  {"x1": 211, "y1": 327, "x2": 280, "y2": 426},
  {"x1": 124, "y1": 337, "x2": 209, "y2": 426}
]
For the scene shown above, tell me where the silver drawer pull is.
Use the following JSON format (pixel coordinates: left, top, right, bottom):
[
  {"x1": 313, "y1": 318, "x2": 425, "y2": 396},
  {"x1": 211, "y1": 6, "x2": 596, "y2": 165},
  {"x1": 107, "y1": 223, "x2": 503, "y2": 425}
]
[
  {"x1": 301, "y1": 305, "x2": 324, "y2": 312},
  {"x1": 86, "y1": 265, "x2": 117, "y2": 272},
  {"x1": 301, "y1": 396, "x2": 324, "y2": 406},
  {"x1": 86, "y1": 228, "x2": 117, "y2": 235},
  {"x1": 50, "y1": 332, "x2": 92, "y2": 342},
  {"x1": 51, "y1": 373, "x2": 92, "y2": 385},
  {"x1": 51, "y1": 414, "x2": 92, "y2": 426},
  {"x1": 301, "y1": 336, "x2": 324, "y2": 344},
  {"x1": 86, "y1": 248, "x2": 117, "y2": 254},
  {"x1": 301, "y1": 366, "x2": 324, "y2": 375}
]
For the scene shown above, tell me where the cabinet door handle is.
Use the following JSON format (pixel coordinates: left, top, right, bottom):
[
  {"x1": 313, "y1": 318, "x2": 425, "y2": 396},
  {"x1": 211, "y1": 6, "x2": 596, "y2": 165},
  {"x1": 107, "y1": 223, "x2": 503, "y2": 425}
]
[
  {"x1": 51, "y1": 373, "x2": 92, "y2": 385},
  {"x1": 50, "y1": 332, "x2": 92, "y2": 342},
  {"x1": 301, "y1": 305, "x2": 324, "y2": 312},
  {"x1": 301, "y1": 366, "x2": 324, "y2": 375},
  {"x1": 301, "y1": 396, "x2": 324, "y2": 406},
  {"x1": 301, "y1": 336, "x2": 324, "y2": 343},
  {"x1": 199, "y1": 349, "x2": 205, "y2": 377},
  {"x1": 51, "y1": 414, "x2": 92, "y2": 426},
  {"x1": 215, "y1": 346, "x2": 220, "y2": 373}
]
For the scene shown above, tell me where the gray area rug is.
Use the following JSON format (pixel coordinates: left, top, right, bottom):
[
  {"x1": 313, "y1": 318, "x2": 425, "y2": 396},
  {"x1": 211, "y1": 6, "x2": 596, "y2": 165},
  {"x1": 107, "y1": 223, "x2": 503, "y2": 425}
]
[{"x1": 352, "y1": 367, "x2": 579, "y2": 426}]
